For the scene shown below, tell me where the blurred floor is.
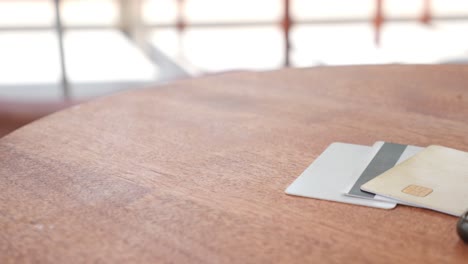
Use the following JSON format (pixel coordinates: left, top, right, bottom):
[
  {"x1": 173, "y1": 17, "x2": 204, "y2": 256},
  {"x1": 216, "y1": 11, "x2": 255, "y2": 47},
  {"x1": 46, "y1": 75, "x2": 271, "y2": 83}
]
[{"x1": 0, "y1": 30, "x2": 160, "y2": 101}]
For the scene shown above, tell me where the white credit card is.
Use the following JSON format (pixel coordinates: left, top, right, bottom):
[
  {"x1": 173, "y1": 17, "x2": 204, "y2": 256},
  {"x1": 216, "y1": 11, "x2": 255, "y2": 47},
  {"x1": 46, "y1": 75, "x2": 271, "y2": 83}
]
[
  {"x1": 285, "y1": 142, "x2": 396, "y2": 209},
  {"x1": 345, "y1": 141, "x2": 424, "y2": 204}
]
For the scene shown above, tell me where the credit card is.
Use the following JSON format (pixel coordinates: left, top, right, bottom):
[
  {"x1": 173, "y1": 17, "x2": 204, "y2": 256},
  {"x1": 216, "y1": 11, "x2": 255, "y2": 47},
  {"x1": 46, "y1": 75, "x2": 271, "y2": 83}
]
[
  {"x1": 346, "y1": 141, "x2": 423, "y2": 202},
  {"x1": 286, "y1": 142, "x2": 396, "y2": 209}
]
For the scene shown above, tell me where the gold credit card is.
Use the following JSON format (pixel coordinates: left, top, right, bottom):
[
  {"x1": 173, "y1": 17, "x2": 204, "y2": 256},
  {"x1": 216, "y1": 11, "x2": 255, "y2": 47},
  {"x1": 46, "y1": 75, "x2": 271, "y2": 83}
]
[{"x1": 361, "y1": 145, "x2": 468, "y2": 216}]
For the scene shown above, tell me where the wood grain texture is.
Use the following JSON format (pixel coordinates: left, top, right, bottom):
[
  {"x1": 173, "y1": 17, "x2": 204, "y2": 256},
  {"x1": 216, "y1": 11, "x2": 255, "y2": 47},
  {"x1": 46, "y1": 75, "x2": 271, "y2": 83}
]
[{"x1": 1, "y1": 65, "x2": 468, "y2": 263}]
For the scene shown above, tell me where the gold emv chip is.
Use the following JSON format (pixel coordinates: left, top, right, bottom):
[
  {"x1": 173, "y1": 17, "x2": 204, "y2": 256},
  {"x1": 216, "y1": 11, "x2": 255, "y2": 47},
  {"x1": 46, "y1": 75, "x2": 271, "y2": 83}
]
[{"x1": 402, "y1": 184, "x2": 433, "y2": 197}]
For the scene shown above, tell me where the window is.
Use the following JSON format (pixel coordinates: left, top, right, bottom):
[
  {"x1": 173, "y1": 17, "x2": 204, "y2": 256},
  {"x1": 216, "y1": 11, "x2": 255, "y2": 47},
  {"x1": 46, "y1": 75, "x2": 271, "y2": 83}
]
[{"x1": 1, "y1": 0, "x2": 468, "y2": 101}]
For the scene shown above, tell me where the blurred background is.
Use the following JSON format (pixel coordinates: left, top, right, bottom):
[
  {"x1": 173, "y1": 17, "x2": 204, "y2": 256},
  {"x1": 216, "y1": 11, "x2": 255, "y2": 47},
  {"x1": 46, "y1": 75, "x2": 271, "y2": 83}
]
[{"x1": 1, "y1": 0, "x2": 468, "y2": 136}]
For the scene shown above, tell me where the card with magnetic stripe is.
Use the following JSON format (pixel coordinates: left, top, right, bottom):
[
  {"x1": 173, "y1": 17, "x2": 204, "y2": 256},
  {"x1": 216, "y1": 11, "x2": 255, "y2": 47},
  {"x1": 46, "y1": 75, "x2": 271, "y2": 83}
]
[{"x1": 346, "y1": 142, "x2": 423, "y2": 201}]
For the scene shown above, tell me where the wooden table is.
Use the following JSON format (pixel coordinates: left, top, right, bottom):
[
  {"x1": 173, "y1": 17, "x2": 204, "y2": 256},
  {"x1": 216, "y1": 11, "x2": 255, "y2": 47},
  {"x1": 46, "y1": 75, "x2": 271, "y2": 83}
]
[
  {"x1": 0, "y1": 100, "x2": 76, "y2": 138},
  {"x1": 1, "y1": 65, "x2": 468, "y2": 263}
]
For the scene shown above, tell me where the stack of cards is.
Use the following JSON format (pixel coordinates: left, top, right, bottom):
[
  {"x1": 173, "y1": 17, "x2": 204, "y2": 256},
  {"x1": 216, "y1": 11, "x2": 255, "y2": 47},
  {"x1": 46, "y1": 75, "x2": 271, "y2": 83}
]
[{"x1": 286, "y1": 142, "x2": 468, "y2": 216}]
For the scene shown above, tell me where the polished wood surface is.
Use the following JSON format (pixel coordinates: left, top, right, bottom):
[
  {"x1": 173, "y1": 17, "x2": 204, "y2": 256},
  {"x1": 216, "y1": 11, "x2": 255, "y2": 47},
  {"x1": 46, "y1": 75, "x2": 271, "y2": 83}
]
[{"x1": 1, "y1": 65, "x2": 468, "y2": 263}]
